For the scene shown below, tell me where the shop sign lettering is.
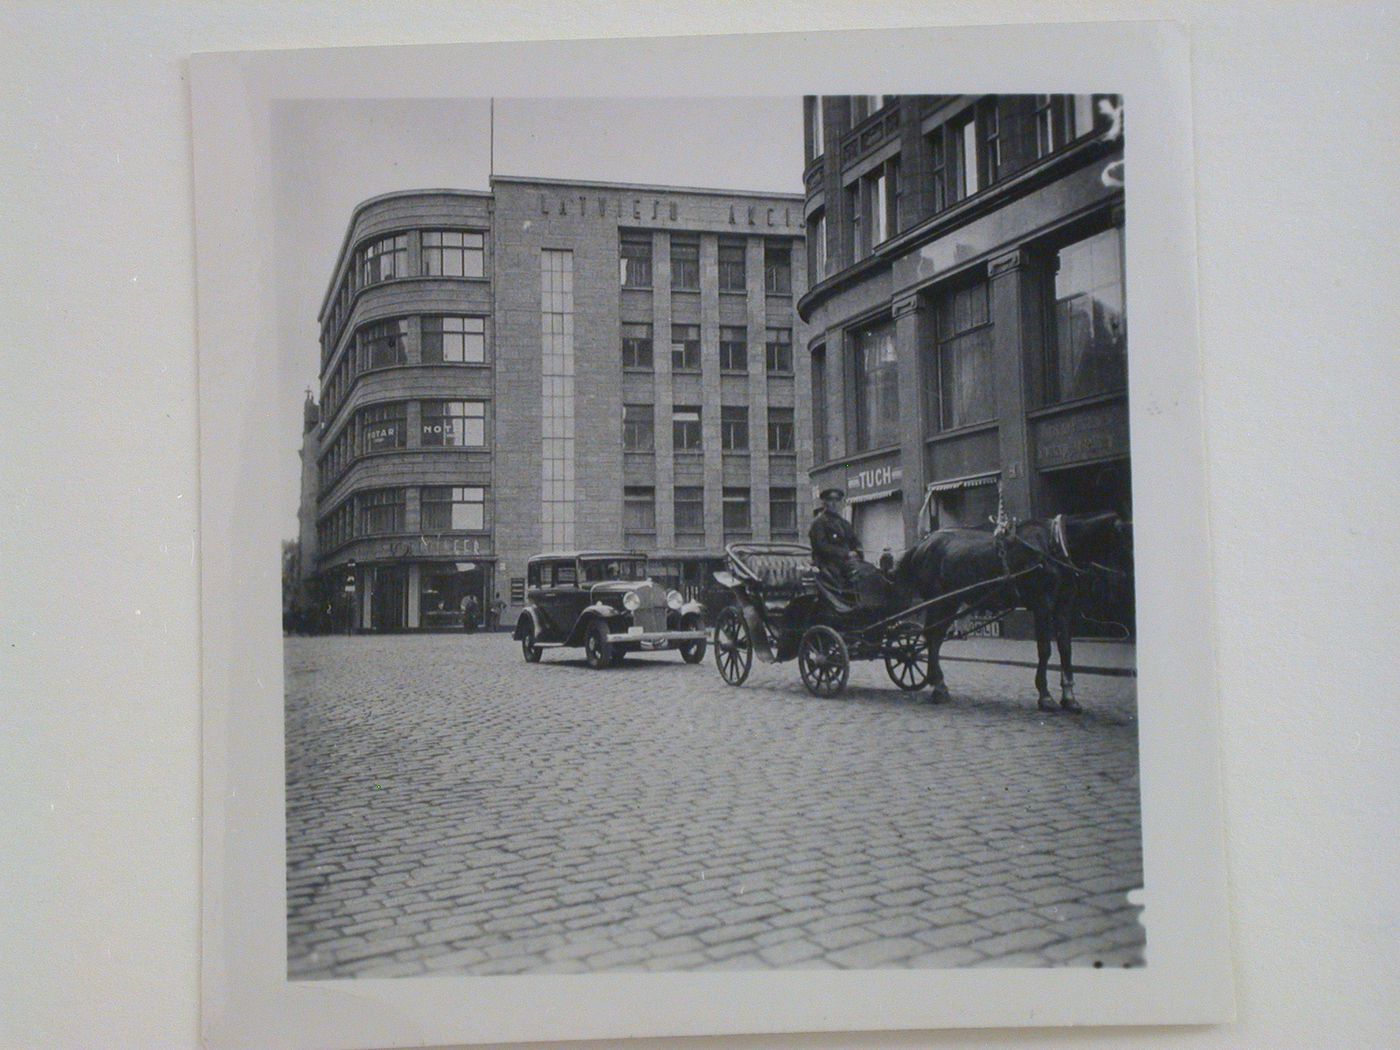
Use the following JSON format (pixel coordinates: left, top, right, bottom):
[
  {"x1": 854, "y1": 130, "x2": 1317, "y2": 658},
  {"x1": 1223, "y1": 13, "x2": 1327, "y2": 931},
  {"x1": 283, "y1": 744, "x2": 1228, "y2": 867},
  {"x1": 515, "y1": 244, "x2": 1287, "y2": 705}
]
[
  {"x1": 536, "y1": 192, "x2": 799, "y2": 229},
  {"x1": 418, "y1": 536, "x2": 485, "y2": 556},
  {"x1": 847, "y1": 463, "x2": 903, "y2": 498}
]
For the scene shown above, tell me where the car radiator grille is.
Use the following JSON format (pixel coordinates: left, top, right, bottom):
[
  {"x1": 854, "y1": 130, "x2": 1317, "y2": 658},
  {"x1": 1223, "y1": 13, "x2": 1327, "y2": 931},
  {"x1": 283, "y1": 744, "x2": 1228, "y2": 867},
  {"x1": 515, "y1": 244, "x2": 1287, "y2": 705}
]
[{"x1": 633, "y1": 607, "x2": 667, "y2": 634}]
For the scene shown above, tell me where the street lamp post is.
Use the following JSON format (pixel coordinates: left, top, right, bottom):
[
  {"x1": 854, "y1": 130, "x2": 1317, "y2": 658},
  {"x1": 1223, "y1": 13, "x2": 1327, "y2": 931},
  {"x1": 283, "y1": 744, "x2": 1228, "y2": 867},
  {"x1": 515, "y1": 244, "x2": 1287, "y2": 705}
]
[{"x1": 345, "y1": 560, "x2": 357, "y2": 635}]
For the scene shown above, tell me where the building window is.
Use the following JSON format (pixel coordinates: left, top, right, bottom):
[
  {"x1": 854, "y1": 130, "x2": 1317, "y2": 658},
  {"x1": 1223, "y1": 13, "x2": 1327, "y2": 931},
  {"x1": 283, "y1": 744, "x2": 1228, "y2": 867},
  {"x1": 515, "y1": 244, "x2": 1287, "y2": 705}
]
[
  {"x1": 765, "y1": 327, "x2": 792, "y2": 374},
  {"x1": 422, "y1": 230, "x2": 484, "y2": 278},
  {"x1": 981, "y1": 99, "x2": 1001, "y2": 185},
  {"x1": 359, "y1": 234, "x2": 408, "y2": 286},
  {"x1": 1047, "y1": 227, "x2": 1126, "y2": 403},
  {"x1": 764, "y1": 241, "x2": 792, "y2": 294},
  {"x1": 673, "y1": 406, "x2": 702, "y2": 451},
  {"x1": 769, "y1": 486, "x2": 798, "y2": 538},
  {"x1": 619, "y1": 233, "x2": 652, "y2": 288},
  {"x1": 767, "y1": 406, "x2": 795, "y2": 452},
  {"x1": 721, "y1": 406, "x2": 749, "y2": 451},
  {"x1": 358, "y1": 488, "x2": 405, "y2": 535},
  {"x1": 671, "y1": 324, "x2": 700, "y2": 371},
  {"x1": 928, "y1": 109, "x2": 977, "y2": 213},
  {"x1": 422, "y1": 315, "x2": 485, "y2": 364},
  {"x1": 674, "y1": 485, "x2": 705, "y2": 542},
  {"x1": 1034, "y1": 95, "x2": 1059, "y2": 157},
  {"x1": 622, "y1": 322, "x2": 654, "y2": 369},
  {"x1": 811, "y1": 345, "x2": 828, "y2": 464},
  {"x1": 856, "y1": 158, "x2": 900, "y2": 249},
  {"x1": 718, "y1": 240, "x2": 746, "y2": 292},
  {"x1": 623, "y1": 486, "x2": 656, "y2": 535},
  {"x1": 808, "y1": 210, "x2": 827, "y2": 282},
  {"x1": 933, "y1": 280, "x2": 995, "y2": 431},
  {"x1": 851, "y1": 319, "x2": 899, "y2": 451},
  {"x1": 422, "y1": 486, "x2": 486, "y2": 532},
  {"x1": 421, "y1": 399, "x2": 486, "y2": 447},
  {"x1": 356, "y1": 318, "x2": 408, "y2": 371},
  {"x1": 720, "y1": 326, "x2": 748, "y2": 372},
  {"x1": 848, "y1": 183, "x2": 865, "y2": 263},
  {"x1": 1072, "y1": 94, "x2": 1098, "y2": 139},
  {"x1": 671, "y1": 236, "x2": 699, "y2": 291},
  {"x1": 722, "y1": 487, "x2": 751, "y2": 537},
  {"x1": 540, "y1": 249, "x2": 576, "y2": 550},
  {"x1": 358, "y1": 402, "x2": 406, "y2": 453},
  {"x1": 807, "y1": 96, "x2": 824, "y2": 160},
  {"x1": 622, "y1": 404, "x2": 654, "y2": 451}
]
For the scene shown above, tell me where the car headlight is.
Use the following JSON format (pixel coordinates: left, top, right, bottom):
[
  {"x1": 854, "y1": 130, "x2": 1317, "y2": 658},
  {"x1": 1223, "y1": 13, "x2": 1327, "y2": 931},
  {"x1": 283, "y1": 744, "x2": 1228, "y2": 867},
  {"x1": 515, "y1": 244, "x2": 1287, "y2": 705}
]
[
  {"x1": 666, "y1": 590, "x2": 683, "y2": 610},
  {"x1": 623, "y1": 591, "x2": 642, "y2": 611}
]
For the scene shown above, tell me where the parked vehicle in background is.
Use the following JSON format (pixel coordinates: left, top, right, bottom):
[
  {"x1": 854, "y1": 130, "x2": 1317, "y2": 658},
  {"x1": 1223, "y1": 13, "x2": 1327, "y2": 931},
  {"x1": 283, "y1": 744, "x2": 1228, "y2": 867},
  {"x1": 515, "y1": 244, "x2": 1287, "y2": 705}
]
[{"x1": 512, "y1": 552, "x2": 707, "y2": 668}]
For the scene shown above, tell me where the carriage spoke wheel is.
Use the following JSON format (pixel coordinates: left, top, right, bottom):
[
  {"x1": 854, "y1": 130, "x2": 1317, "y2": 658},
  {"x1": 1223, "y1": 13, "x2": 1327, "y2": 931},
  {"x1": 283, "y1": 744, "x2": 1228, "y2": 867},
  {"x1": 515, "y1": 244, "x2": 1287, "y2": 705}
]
[
  {"x1": 883, "y1": 620, "x2": 931, "y2": 691},
  {"x1": 798, "y1": 625, "x2": 850, "y2": 697},
  {"x1": 713, "y1": 607, "x2": 753, "y2": 686}
]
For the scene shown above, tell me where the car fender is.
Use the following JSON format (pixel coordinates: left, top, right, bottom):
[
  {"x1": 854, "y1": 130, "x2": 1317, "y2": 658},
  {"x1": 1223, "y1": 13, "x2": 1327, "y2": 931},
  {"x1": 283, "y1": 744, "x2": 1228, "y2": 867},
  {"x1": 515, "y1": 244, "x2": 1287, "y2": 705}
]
[
  {"x1": 567, "y1": 604, "x2": 621, "y2": 646},
  {"x1": 512, "y1": 607, "x2": 543, "y2": 641},
  {"x1": 679, "y1": 599, "x2": 706, "y2": 621}
]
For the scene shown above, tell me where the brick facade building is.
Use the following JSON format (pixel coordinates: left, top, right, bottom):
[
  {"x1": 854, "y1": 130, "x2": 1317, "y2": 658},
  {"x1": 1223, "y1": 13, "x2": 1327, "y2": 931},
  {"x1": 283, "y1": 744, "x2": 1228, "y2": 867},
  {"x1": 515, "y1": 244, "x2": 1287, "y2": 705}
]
[
  {"x1": 310, "y1": 178, "x2": 807, "y2": 631},
  {"x1": 799, "y1": 95, "x2": 1129, "y2": 557}
]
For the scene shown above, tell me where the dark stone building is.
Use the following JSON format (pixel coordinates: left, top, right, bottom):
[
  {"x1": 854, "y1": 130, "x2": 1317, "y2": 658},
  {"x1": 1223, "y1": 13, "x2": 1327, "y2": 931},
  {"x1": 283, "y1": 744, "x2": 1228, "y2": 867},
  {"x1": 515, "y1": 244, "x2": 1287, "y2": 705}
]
[{"x1": 798, "y1": 95, "x2": 1129, "y2": 556}]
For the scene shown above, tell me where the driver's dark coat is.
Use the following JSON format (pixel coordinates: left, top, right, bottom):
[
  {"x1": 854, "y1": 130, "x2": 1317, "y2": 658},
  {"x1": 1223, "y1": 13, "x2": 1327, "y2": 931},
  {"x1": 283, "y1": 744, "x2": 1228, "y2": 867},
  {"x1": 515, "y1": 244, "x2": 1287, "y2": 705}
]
[{"x1": 809, "y1": 508, "x2": 861, "y2": 567}]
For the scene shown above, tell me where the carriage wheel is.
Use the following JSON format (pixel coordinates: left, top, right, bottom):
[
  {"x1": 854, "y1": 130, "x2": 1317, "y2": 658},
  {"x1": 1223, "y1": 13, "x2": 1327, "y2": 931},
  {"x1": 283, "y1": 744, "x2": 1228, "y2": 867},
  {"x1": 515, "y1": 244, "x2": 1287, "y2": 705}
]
[
  {"x1": 883, "y1": 620, "x2": 931, "y2": 692},
  {"x1": 713, "y1": 607, "x2": 753, "y2": 686},
  {"x1": 798, "y1": 625, "x2": 850, "y2": 697}
]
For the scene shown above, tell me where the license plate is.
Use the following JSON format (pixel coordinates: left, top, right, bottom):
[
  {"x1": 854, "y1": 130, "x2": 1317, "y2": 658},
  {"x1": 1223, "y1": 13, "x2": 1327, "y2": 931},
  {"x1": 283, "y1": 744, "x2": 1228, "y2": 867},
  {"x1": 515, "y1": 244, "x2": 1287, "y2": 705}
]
[{"x1": 627, "y1": 625, "x2": 645, "y2": 636}]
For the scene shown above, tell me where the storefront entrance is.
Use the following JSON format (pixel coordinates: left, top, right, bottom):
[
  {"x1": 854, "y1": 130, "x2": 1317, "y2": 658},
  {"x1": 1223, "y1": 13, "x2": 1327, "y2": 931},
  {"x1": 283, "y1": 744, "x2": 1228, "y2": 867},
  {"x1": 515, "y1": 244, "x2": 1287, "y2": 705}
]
[
  {"x1": 417, "y1": 562, "x2": 492, "y2": 630},
  {"x1": 852, "y1": 494, "x2": 906, "y2": 558},
  {"x1": 369, "y1": 566, "x2": 409, "y2": 631}
]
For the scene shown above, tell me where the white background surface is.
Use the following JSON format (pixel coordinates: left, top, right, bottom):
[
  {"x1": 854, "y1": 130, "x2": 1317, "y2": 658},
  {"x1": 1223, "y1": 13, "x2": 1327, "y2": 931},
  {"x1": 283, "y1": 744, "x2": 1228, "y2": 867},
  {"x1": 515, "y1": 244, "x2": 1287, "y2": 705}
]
[{"x1": 2, "y1": 2, "x2": 1395, "y2": 1048}]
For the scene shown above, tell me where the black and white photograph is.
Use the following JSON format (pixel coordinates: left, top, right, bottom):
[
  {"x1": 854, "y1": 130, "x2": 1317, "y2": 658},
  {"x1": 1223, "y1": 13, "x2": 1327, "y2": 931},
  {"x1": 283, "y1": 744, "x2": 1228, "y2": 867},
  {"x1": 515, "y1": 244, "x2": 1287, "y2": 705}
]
[
  {"x1": 191, "y1": 22, "x2": 1233, "y2": 1047},
  {"x1": 279, "y1": 92, "x2": 1141, "y2": 981}
]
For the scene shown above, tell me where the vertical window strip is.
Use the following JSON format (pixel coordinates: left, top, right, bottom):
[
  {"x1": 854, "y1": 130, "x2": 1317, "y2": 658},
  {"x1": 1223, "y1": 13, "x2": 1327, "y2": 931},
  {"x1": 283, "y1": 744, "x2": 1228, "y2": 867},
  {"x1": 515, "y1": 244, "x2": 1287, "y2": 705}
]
[{"x1": 540, "y1": 250, "x2": 575, "y2": 549}]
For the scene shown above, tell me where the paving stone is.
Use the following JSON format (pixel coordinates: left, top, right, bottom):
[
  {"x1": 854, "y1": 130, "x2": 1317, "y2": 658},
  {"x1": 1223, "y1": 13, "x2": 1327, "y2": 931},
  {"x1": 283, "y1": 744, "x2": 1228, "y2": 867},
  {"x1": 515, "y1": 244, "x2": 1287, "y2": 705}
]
[{"x1": 828, "y1": 937, "x2": 925, "y2": 968}]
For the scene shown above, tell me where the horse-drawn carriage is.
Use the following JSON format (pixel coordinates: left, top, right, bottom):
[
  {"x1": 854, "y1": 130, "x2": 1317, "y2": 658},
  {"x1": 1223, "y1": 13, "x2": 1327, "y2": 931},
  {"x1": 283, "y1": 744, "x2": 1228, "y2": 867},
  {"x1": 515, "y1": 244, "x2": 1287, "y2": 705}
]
[
  {"x1": 709, "y1": 542, "x2": 937, "y2": 697},
  {"x1": 710, "y1": 512, "x2": 1132, "y2": 709}
]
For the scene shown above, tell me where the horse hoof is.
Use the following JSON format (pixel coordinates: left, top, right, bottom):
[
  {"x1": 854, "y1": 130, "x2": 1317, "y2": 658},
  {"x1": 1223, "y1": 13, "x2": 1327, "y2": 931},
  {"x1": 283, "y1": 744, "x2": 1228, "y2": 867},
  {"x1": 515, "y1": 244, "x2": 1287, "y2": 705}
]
[
  {"x1": 928, "y1": 686, "x2": 952, "y2": 705},
  {"x1": 1061, "y1": 697, "x2": 1083, "y2": 714},
  {"x1": 1038, "y1": 697, "x2": 1059, "y2": 713}
]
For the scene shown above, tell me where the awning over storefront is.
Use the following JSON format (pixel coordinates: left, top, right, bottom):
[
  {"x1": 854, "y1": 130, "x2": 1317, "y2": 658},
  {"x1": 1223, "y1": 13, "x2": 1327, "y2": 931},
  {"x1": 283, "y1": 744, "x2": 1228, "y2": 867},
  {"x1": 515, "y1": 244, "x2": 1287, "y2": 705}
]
[{"x1": 926, "y1": 472, "x2": 1000, "y2": 494}]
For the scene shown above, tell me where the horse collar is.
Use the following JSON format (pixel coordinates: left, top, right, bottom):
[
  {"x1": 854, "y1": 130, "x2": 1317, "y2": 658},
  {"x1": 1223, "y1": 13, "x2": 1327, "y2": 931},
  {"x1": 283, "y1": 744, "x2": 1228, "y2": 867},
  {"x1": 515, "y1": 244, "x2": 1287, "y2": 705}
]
[{"x1": 1052, "y1": 514, "x2": 1077, "y2": 568}]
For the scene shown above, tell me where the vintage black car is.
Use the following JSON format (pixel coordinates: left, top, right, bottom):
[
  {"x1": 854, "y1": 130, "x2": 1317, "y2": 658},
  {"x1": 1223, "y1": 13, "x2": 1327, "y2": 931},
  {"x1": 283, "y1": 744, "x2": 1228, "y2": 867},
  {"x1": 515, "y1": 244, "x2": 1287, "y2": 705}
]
[{"x1": 512, "y1": 551, "x2": 708, "y2": 668}]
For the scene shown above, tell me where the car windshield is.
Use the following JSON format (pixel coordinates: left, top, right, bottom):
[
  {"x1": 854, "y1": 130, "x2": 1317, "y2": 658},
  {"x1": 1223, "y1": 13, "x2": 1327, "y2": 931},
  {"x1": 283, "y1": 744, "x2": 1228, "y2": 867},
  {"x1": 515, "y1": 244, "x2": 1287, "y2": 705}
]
[{"x1": 579, "y1": 557, "x2": 647, "y2": 583}]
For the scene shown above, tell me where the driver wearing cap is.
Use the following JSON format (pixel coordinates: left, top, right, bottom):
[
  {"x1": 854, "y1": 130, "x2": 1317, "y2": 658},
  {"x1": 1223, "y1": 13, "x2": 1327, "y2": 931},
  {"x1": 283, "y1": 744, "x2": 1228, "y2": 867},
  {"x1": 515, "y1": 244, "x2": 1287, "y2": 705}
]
[{"x1": 809, "y1": 487, "x2": 863, "y2": 587}]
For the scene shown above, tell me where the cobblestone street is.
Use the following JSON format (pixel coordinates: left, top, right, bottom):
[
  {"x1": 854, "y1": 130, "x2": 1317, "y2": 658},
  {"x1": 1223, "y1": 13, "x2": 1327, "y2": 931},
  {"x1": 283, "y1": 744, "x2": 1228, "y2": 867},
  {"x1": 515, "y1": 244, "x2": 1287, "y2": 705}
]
[{"x1": 285, "y1": 633, "x2": 1143, "y2": 978}]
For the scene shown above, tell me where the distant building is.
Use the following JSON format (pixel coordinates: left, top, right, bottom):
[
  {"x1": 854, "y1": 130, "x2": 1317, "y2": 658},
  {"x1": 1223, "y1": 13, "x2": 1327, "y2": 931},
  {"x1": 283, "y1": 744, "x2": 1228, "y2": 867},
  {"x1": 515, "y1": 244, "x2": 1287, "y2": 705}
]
[
  {"x1": 312, "y1": 177, "x2": 808, "y2": 631},
  {"x1": 798, "y1": 95, "x2": 1128, "y2": 554}
]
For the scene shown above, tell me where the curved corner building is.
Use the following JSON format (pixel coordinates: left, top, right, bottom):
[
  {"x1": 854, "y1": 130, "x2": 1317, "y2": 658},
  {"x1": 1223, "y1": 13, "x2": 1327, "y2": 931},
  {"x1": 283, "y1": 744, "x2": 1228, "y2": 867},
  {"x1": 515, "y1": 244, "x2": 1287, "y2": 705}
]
[{"x1": 798, "y1": 95, "x2": 1129, "y2": 556}]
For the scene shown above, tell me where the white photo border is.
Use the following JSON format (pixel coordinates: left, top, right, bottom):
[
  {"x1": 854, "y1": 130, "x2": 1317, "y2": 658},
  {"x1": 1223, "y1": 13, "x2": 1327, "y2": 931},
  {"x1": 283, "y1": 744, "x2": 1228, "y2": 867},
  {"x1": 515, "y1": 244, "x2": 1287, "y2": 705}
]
[{"x1": 195, "y1": 23, "x2": 1232, "y2": 1049}]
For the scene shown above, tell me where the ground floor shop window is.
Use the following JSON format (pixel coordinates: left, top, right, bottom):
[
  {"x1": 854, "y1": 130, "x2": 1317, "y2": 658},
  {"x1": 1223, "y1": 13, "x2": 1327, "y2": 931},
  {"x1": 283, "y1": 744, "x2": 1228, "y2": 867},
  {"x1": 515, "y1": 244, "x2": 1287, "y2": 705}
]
[
  {"x1": 419, "y1": 564, "x2": 489, "y2": 630},
  {"x1": 852, "y1": 495, "x2": 905, "y2": 557},
  {"x1": 933, "y1": 484, "x2": 999, "y2": 530}
]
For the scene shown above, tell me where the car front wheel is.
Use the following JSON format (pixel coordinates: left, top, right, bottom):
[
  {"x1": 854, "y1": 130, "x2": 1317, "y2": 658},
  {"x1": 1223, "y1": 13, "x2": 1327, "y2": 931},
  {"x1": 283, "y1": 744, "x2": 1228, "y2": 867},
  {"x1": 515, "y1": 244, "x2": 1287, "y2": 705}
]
[
  {"x1": 519, "y1": 619, "x2": 542, "y2": 663},
  {"x1": 584, "y1": 619, "x2": 613, "y2": 669}
]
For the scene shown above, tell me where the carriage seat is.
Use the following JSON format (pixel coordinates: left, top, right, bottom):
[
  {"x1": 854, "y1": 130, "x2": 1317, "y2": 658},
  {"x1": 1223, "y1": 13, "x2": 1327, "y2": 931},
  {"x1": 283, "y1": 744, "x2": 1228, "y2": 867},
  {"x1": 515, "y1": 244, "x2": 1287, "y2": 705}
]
[{"x1": 742, "y1": 553, "x2": 814, "y2": 598}]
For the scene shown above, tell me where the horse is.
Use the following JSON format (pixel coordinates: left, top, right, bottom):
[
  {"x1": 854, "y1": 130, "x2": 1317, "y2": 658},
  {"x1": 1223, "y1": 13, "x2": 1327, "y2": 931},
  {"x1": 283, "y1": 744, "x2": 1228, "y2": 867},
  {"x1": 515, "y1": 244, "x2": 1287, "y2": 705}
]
[{"x1": 892, "y1": 511, "x2": 1133, "y2": 713}]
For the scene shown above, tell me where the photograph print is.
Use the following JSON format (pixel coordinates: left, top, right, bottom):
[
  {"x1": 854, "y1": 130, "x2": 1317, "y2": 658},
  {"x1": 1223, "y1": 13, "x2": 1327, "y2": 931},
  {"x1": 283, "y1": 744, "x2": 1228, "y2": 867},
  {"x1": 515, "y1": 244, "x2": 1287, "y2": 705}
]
[{"x1": 277, "y1": 90, "x2": 1143, "y2": 981}]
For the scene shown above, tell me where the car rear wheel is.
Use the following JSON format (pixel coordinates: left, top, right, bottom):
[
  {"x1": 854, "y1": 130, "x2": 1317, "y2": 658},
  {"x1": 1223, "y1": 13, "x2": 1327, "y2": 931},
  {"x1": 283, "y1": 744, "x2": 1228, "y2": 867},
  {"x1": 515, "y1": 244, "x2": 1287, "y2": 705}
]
[
  {"x1": 584, "y1": 619, "x2": 613, "y2": 669},
  {"x1": 678, "y1": 613, "x2": 707, "y2": 664},
  {"x1": 520, "y1": 620, "x2": 542, "y2": 663}
]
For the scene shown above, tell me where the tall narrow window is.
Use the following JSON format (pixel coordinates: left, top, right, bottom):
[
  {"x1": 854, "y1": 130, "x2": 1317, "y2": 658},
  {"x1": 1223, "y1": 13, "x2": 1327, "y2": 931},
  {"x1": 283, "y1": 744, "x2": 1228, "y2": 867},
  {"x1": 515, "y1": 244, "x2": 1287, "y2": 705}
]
[
  {"x1": 765, "y1": 327, "x2": 792, "y2": 373},
  {"x1": 769, "y1": 487, "x2": 798, "y2": 539},
  {"x1": 1072, "y1": 94, "x2": 1097, "y2": 139},
  {"x1": 981, "y1": 100, "x2": 1002, "y2": 185},
  {"x1": 422, "y1": 230, "x2": 484, "y2": 277},
  {"x1": 619, "y1": 233, "x2": 652, "y2": 287},
  {"x1": 422, "y1": 315, "x2": 485, "y2": 364},
  {"x1": 851, "y1": 320, "x2": 899, "y2": 451},
  {"x1": 960, "y1": 112, "x2": 980, "y2": 197},
  {"x1": 1034, "y1": 95, "x2": 1058, "y2": 157},
  {"x1": 718, "y1": 240, "x2": 746, "y2": 292},
  {"x1": 671, "y1": 236, "x2": 699, "y2": 291},
  {"x1": 623, "y1": 486, "x2": 656, "y2": 536},
  {"x1": 674, "y1": 486, "x2": 705, "y2": 544},
  {"x1": 672, "y1": 406, "x2": 702, "y2": 451},
  {"x1": 621, "y1": 322, "x2": 653, "y2": 369},
  {"x1": 808, "y1": 96, "x2": 824, "y2": 159},
  {"x1": 848, "y1": 184, "x2": 866, "y2": 262},
  {"x1": 671, "y1": 324, "x2": 700, "y2": 371},
  {"x1": 421, "y1": 400, "x2": 486, "y2": 447},
  {"x1": 721, "y1": 406, "x2": 749, "y2": 451},
  {"x1": 421, "y1": 486, "x2": 485, "y2": 531},
  {"x1": 929, "y1": 128, "x2": 949, "y2": 213},
  {"x1": 1048, "y1": 227, "x2": 1126, "y2": 402},
  {"x1": 767, "y1": 406, "x2": 795, "y2": 452},
  {"x1": 934, "y1": 281, "x2": 996, "y2": 430},
  {"x1": 870, "y1": 158, "x2": 899, "y2": 245},
  {"x1": 764, "y1": 241, "x2": 792, "y2": 294},
  {"x1": 722, "y1": 487, "x2": 751, "y2": 537},
  {"x1": 719, "y1": 326, "x2": 748, "y2": 372},
  {"x1": 811, "y1": 346, "x2": 829, "y2": 464},
  {"x1": 808, "y1": 211, "x2": 827, "y2": 281},
  {"x1": 540, "y1": 249, "x2": 575, "y2": 549},
  {"x1": 622, "y1": 403, "x2": 654, "y2": 451}
]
